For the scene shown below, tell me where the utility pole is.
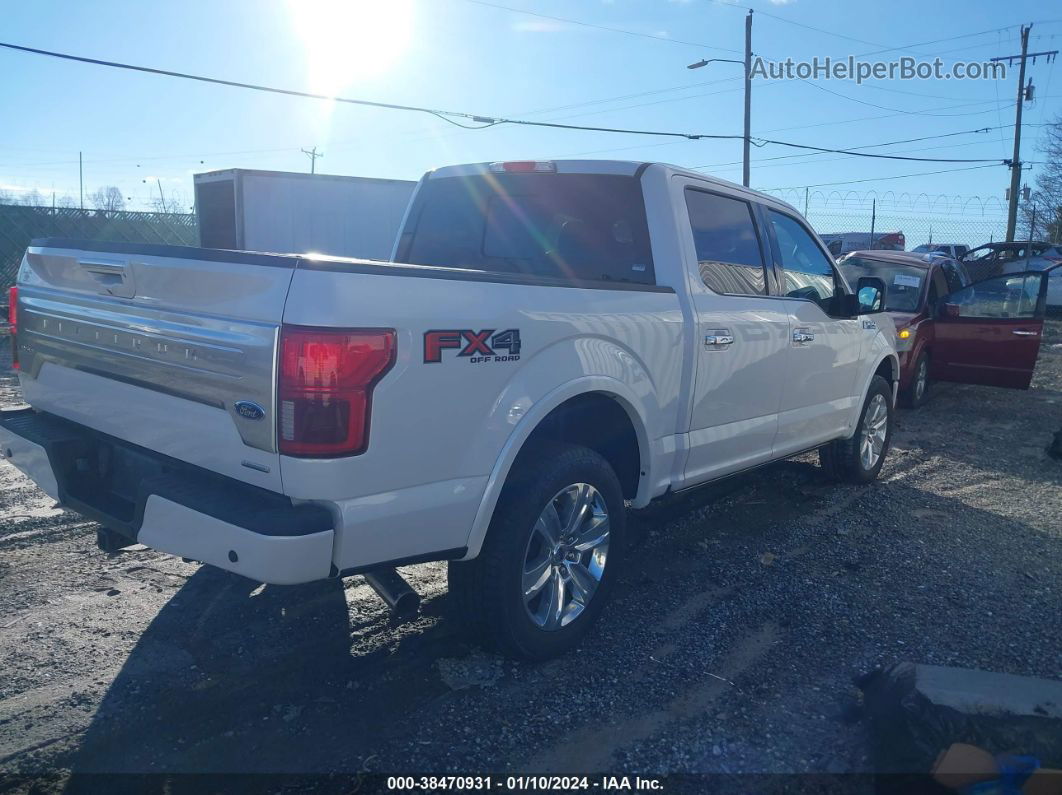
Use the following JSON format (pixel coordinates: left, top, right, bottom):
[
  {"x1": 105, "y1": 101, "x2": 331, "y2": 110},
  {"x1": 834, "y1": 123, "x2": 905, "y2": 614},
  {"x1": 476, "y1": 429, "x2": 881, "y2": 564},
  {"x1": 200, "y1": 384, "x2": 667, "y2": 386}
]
[
  {"x1": 1005, "y1": 25, "x2": 1030, "y2": 242},
  {"x1": 79, "y1": 151, "x2": 84, "y2": 210},
  {"x1": 992, "y1": 25, "x2": 1057, "y2": 241},
  {"x1": 743, "y1": 10, "x2": 753, "y2": 188},
  {"x1": 687, "y1": 9, "x2": 753, "y2": 187},
  {"x1": 301, "y1": 146, "x2": 323, "y2": 175},
  {"x1": 156, "y1": 178, "x2": 166, "y2": 212},
  {"x1": 869, "y1": 199, "x2": 877, "y2": 250}
]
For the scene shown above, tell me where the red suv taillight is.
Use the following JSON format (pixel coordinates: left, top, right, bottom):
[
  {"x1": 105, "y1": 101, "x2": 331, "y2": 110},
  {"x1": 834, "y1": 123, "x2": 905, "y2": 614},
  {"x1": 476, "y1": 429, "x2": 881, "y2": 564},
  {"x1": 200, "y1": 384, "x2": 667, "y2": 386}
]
[
  {"x1": 277, "y1": 326, "x2": 396, "y2": 457},
  {"x1": 8, "y1": 286, "x2": 18, "y2": 371}
]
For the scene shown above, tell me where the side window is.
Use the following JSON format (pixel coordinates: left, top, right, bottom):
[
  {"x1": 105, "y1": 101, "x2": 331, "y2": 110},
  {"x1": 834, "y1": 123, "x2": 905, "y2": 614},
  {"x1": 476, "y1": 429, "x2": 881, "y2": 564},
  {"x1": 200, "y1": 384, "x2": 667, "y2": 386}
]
[
  {"x1": 944, "y1": 273, "x2": 1042, "y2": 319},
  {"x1": 767, "y1": 211, "x2": 838, "y2": 308},
  {"x1": 684, "y1": 189, "x2": 767, "y2": 296},
  {"x1": 941, "y1": 262, "x2": 965, "y2": 293}
]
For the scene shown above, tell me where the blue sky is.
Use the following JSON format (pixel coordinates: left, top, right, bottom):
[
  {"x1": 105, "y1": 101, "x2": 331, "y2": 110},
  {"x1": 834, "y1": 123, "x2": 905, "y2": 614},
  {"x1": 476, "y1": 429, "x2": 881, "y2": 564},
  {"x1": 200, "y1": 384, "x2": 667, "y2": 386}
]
[{"x1": 1, "y1": 0, "x2": 1060, "y2": 220}]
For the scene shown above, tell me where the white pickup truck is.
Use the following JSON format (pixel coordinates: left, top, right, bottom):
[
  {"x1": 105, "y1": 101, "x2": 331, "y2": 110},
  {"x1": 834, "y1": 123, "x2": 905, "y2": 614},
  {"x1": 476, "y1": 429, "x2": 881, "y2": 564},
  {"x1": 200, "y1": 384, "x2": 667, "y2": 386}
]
[{"x1": 1, "y1": 160, "x2": 897, "y2": 659}]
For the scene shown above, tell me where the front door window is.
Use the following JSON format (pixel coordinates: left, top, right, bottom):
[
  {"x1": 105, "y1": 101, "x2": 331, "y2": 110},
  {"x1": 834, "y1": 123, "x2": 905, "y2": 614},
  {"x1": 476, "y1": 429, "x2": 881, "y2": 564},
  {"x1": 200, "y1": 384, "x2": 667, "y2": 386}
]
[{"x1": 768, "y1": 211, "x2": 840, "y2": 312}]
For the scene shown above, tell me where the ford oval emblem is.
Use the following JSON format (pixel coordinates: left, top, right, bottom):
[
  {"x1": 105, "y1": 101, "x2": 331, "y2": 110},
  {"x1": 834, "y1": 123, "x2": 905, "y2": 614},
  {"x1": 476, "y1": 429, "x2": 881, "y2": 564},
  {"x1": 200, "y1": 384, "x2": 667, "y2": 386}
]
[{"x1": 234, "y1": 401, "x2": 266, "y2": 421}]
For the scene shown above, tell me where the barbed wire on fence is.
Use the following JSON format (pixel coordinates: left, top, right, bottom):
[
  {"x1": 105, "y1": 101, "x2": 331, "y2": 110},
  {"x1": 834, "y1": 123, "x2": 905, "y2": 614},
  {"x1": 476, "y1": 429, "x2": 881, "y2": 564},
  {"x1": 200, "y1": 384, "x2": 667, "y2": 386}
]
[{"x1": 765, "y1": 188, "x2": 1012, "y2": 218}]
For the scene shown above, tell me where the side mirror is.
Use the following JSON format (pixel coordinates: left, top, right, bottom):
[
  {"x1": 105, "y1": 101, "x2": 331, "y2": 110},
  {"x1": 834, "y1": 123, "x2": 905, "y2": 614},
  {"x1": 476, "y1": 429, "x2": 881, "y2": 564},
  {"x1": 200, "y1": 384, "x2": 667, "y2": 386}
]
[
  {"x1": 855, "y1": 276, "x2": 886, "y2": 314},
  {"x1": 940, "y1": 302, "x2": 961, "y2": 318}
]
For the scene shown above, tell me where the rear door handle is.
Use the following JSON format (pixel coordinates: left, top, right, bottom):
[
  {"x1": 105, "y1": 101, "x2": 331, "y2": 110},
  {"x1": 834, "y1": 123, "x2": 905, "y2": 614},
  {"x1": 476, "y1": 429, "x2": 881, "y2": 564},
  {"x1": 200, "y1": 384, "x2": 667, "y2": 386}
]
[
  {"x1": 1012, "y1": 329, "x2": 1039, "y2": 336},
  {"x1": 792, "y1": 329, "x2": 815, "y2": 344}
]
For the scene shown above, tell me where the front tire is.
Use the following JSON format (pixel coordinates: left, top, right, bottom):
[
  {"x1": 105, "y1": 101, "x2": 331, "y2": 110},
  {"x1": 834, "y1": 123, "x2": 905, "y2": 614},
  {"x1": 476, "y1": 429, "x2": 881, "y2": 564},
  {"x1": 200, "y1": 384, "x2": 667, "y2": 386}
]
[
  {"x1": 899, "y1": 351, "x2": 930, "y2": 409},
  {"x1": 448, "y1": 442, "x2": 625, "y2": 660},
  {"x1": 820, "y1": 375, "x2": 893, "y2": 484}
]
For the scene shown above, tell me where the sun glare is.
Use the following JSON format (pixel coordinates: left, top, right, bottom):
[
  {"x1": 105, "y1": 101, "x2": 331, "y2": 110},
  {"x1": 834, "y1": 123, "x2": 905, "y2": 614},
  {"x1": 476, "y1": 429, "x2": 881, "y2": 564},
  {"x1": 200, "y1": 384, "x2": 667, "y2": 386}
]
[{"x1": 288, "y1": 0, "x2": 413, "y2": 96}]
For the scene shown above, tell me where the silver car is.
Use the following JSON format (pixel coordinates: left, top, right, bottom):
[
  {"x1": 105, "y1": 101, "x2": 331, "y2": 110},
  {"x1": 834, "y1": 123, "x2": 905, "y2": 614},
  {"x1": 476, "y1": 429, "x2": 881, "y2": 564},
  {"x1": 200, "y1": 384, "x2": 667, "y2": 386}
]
[{"x1": 964, "y1": 242, "x2": 1062, "y2": 309}]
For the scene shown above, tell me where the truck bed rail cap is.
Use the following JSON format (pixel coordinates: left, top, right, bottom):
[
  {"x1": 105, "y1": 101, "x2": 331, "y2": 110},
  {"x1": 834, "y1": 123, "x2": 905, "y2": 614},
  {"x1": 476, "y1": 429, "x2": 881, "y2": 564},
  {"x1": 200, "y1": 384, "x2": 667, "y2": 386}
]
[{"x1": 28, "y1": 238, "x2": 299, "y2": 269}]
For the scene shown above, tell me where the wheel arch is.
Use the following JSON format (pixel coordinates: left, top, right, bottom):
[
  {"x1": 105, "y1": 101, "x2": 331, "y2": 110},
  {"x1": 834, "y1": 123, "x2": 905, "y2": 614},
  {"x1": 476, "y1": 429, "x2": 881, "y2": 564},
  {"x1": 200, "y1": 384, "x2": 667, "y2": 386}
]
[
  {"x1": 461, "y1": 378, "x2": 652, "y2": 560},
  {"x1": 871, "y1": 352, "x2": 900, "y2": 408}
]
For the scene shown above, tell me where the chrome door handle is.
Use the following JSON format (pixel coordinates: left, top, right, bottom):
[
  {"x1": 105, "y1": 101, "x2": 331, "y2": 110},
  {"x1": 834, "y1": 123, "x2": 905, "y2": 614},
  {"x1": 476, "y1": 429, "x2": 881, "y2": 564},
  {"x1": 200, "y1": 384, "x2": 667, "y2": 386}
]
[
  {"x1": 704, "y1": 329, "x2": 734, "y2": 349},
  {"x1": 792, "y1": 329, "x2": 815, "y2": 344},
  {"x1": 1012, "y1": 329, "x2": 1038, "y2": 336}
]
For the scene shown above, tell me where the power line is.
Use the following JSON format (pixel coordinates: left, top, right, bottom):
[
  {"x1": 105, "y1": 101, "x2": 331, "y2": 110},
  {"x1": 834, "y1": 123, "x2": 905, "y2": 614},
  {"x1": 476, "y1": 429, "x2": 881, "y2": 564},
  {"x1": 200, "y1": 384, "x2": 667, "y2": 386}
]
[
  {"x1": 692, "y1": 126, "x2": 999, "y2": 169},
  {"x1": 704, "y1": 137, "x2": 1019, "y2": 174},
  {"x1": 723, "y1": 4, "x2": 892, "y2": 51},
  {"x1": 759, "y1": 164, "x2": 1000, "y2": 191},
  {"x1": 758, "y1": 98, "x2": 1037, "y2": 135},
  {"x1": 0, "y1": 40, "x2": 1013, "y2": 165},
  {"x1": 465, "y1": 3, "x2": 1052, "y2": 131},
  {"x1": 459, "y1": 0, "x2": 742, "y2": 53}
]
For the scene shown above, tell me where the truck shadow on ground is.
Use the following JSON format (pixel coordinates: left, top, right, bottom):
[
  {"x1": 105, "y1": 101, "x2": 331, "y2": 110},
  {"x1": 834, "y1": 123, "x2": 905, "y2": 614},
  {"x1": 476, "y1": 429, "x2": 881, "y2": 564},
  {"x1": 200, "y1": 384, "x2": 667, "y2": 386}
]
[
  {"x1": 60, "y1": 565, "x2": 470, "y2": 784},
  {"x1": 56, "y1": 453, "x2": 1062, "y2": 784}
]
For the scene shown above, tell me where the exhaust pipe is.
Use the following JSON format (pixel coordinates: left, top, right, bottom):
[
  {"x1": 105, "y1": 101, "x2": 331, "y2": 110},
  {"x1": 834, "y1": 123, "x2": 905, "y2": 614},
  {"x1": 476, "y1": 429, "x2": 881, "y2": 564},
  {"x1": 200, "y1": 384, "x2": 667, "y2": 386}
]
[{"x1": 363, "y1": 567, "x2": 420, "y2": 622}]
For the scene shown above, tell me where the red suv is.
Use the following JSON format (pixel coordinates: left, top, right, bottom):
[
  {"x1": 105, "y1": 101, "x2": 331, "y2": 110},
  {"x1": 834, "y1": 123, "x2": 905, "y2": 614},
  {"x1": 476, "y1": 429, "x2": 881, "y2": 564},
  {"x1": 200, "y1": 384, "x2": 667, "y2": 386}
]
[{"x1": 838, "y1": 251, "x2": 1052, "y2": 408}]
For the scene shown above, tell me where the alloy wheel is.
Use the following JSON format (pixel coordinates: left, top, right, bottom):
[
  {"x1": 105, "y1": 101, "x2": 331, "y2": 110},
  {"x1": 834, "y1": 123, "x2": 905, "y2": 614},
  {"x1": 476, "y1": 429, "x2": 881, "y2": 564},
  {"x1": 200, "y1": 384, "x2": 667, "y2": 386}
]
[
  {"x1": 859, "y1": 393, "x2": 889, "y2": 470},
  {"x1": 521, "y1": 483, "x2": 610, "y2": 630}
]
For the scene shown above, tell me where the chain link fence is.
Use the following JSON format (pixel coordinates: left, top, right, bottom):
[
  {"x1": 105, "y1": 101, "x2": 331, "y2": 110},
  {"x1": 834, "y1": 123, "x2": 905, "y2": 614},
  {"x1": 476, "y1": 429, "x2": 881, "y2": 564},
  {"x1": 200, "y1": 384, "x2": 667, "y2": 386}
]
[
  {"x1": 0, "y1": 204, "x2": 198, "y2": 288},
  {"x1": 0, "y1": 194, "x2": 1046, "y2": 289},
  {"x1": 766, "y1": 189, "x2": 1022, "y2": 257}
]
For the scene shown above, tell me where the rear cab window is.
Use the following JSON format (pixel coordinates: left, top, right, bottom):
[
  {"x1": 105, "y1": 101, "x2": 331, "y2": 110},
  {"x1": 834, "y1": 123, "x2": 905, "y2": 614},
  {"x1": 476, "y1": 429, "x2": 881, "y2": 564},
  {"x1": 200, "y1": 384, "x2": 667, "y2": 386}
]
[{"x1": 397, "y1": 171, "x2": 655, "y2": 285}]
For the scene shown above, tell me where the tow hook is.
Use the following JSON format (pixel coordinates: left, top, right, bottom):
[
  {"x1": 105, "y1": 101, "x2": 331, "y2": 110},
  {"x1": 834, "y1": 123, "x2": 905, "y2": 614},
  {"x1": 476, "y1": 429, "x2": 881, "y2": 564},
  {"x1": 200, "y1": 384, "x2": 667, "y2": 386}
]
[{"x1": 363, "y1": 567, "x2": 421, "y2": 622}]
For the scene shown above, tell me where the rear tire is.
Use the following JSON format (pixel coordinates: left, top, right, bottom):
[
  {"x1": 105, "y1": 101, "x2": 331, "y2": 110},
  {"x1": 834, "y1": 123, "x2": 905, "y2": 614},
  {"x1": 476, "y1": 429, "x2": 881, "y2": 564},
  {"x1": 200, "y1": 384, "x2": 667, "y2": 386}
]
[
  {"x1": 899, "y1": 351, "x2": 930, "y2": 409},
  {"x1": 448, "y1": 442, "x2": 626, "y2": 660},
  {"x1": 820, "y1": 375, "x2": 893, "y2": 484}
]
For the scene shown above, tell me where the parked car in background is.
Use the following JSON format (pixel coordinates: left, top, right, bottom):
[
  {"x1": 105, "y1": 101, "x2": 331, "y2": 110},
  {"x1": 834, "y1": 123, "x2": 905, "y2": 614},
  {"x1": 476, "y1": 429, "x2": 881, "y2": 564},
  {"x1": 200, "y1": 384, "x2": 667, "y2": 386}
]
[
  {"x1": 821, "y1": 231, "x2": 906, "y2": 257},
  {"x1": 838, "y1": 250, "x2": 1050, "y2": 407},
  {"x1": 963, "y1": 241, "x2": 1049, "y2": 275},
  {"x1": 911, "y1": 243, "x2": 970, "y2": 259},
  {"x1": 993, "y1": 243, "x2": 1062, "y2": 312},
  {"x1": 1, "y1": 159, "x2": 899, "y2": 660}
]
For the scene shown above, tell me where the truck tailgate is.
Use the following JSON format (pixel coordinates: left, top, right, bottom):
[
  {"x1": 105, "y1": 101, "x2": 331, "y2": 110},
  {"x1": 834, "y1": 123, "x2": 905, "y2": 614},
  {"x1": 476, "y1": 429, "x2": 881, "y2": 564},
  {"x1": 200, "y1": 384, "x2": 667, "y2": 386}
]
[{"x1": 14, "y1": 240, "x2": 296, "y2": 492}]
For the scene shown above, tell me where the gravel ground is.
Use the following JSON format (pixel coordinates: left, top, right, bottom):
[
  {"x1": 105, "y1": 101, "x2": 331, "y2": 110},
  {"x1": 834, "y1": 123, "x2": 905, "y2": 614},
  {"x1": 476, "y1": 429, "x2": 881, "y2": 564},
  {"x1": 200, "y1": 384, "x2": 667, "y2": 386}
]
[{"x1": 1, "y1": 325, "x2": 1060, "y2": 791}]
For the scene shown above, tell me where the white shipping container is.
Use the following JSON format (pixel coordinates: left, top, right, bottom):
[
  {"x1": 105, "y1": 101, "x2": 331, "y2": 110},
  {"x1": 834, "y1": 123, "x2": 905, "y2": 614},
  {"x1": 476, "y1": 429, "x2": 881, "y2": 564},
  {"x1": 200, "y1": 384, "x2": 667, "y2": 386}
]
[{"x1": 193, "y1": 169, "x2": 417, "y2": 261}]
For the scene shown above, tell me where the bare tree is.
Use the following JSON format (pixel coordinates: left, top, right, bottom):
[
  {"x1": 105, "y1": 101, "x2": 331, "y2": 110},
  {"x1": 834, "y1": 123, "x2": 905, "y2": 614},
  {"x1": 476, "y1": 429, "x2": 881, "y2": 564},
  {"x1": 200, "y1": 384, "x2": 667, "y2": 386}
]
[
  {"x1": 18, "y1": 189, "x2": 44, "y2": 207},
  {"x1": 89, "y1": 186, "x2": 126, "y2": 213},
  {"x1": 151, "y1": 188, "x2": 187, "y2": 214},
  {"x1": 1018, "y1": 112, "x2": 1062, "y2": 242},
  {"x1": 0, "y1": 188, "x2": 13, "y2": 205},
  {"x1": 56, "y1": 195, "x2": 78, "y2": 209}
]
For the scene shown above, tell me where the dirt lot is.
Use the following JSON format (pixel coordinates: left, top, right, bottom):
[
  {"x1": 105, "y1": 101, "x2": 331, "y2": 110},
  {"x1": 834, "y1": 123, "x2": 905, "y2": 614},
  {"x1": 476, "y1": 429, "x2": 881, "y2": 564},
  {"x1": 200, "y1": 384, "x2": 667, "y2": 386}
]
[{"x1": 1, "y1": 325, "x2": 1061, "y2": 791}]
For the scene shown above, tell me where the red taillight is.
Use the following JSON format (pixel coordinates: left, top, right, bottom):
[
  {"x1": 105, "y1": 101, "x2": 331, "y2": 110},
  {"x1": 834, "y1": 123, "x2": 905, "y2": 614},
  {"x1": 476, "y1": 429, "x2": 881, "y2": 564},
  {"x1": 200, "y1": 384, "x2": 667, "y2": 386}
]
[
  {"x1": 277, "y1": 326, "x2": 396, "y2": 457},
  {"x1": 7, "y1": 286, "x2": 18, "y2": 371}
]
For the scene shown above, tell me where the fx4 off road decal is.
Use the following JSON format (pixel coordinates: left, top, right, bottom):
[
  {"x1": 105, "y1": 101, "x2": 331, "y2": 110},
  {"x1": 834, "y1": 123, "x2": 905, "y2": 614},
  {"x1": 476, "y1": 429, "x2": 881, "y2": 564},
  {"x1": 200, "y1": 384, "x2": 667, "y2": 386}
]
[{"x1": 424, "y1": 329, "x2": 522, "y2": 364}]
